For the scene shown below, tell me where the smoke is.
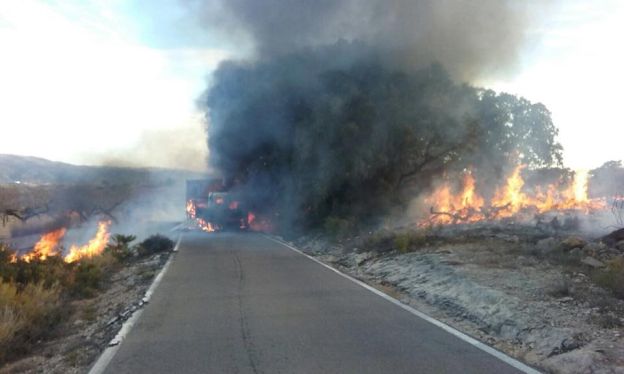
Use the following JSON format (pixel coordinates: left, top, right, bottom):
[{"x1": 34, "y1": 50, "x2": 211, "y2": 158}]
[
  {"x1": 84, "y1": 125, "x2": 209, "y2": 172},
  {"x1": 199, "y1": 0, "x2": 560, "y2": 231},
  {"x1": 198, "y1": 0, "x2": 546, "y2": 81}
]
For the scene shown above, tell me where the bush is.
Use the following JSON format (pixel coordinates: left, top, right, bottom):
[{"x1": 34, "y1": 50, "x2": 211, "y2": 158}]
[
  {"x1": 0, "y1": 243, "x2": 17, "y2": 281},
  {"x1": 0, "y1": 280, "x2": 62, "y2": 362},
  {"x1": 0, "y1": 232, "x2": 140, "y2": 363},
  {"x1": 323, "y1": 217, "x2": 353, "y2": 239},
  {"x1": 12, "y1": 256, "x2": 73, "y2": 289},
  {"x1": 391, "y1": 230, "x2": 430, "y2": 254},
  {"x1": 394, "y1": 233, "x2": 411, "y2": 253},
  {"x1": 137, "y1": 235, "x2": 174, "y2": 257},
  {"x1": 106, "y1": 234, "x2": 136, "y2": 262},
  {"x1": 593, "y1": 257, "x2": 624, "y2": 299},
  {"x1": 71, "y1": 262, "x2": 104, "y2": 298}
]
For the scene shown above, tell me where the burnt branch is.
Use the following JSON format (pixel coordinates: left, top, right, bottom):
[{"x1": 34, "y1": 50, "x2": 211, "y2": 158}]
[
  {"x1": 2, "y1": 205, "x2": 49, "y2": 223},
  {"x1": 397, "y1": 143, "x2": 460, "y2": 188}
]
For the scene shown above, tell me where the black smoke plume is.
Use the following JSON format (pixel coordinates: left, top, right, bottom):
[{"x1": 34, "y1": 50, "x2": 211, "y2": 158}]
[
  {"x1": 200, "y1": 1, "x2": 561, "y2": 232},
  {"x1": 197, "y1": 0, "x2": 546, "y2": 80}
]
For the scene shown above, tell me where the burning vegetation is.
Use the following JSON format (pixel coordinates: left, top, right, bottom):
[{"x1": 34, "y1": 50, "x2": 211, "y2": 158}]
[
  {"x1": 20, "y1": 227, "x2": 66, "y2": 263},
  {"x1": 203, "y1": 49, "x2": 565, "y2": 233},
  {"x1": 12, "y1": 221, "x2": 111, "y2": 264},
  {"x1": 0, "y1": 224, "x2": 175, "y2": 364},
  {"x1": 64, "y1": 221, "x2": 111, "y2": 263},
  {"x1": 420, "y1": 166, "x2": 606, "y2": 226},
  {"x1": 198, "y1": 0, "x2": 568, "y2": 234}
]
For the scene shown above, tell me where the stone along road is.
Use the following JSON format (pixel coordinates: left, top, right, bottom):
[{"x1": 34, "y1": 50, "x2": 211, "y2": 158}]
[{"x1": 98, "y1": 232, "x2": 535, "y2": 373}]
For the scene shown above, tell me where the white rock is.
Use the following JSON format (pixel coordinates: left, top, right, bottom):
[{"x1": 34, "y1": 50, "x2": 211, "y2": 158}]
[{"x1": 580, "y1": 257, "x2": 605, "y2": 268}]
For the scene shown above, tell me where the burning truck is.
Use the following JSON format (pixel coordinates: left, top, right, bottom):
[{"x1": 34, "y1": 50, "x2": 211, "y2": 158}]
[{"x1": 185, "y1": 179, "x2": 251, "y2": 232}]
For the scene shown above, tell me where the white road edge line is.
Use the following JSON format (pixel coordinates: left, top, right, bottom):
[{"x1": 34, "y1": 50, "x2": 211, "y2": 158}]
[
  {"x1": 265, "y1": 235, "x2": 541, "y2": 374},
  {"x1": 88, "y1": 234, "x2": 182, "y2": 374}
]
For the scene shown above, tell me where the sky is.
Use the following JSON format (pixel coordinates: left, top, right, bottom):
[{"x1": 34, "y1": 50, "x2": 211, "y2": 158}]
[
  {"x1": 0, "y1": 0, "x2": 622, "y2": 171},
  {"x1": 488, "y1": 0, "x2": 624, "y2": 170}
]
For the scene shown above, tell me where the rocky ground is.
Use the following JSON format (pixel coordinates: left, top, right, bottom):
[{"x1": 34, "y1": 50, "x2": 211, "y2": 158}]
[
  {"x1": 293, "y1": 224, "x2": 624, "y2": 373},
  {"x1": 0, "y1": 252, "x2": 172, "y2": 374}
]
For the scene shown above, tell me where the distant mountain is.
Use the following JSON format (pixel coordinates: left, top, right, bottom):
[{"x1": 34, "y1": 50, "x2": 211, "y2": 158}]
[{"x1": 0, "y1": 154, "x2": 206, "y2": 185}]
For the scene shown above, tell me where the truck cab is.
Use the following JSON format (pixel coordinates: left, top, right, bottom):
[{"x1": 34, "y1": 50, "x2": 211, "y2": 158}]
[{"x1": 186, "y1": 179, "x2": 248, "y2": 231}]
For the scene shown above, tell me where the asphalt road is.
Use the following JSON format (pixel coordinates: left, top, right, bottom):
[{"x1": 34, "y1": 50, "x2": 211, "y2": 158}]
[{"x1": 102, "y1": 232, "x2": 530, "y2": 374}]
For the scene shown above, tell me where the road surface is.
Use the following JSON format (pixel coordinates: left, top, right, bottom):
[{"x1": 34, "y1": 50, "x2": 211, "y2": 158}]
[{"x1": 101, "y1": 232, "x2": 532, "y2": 373}]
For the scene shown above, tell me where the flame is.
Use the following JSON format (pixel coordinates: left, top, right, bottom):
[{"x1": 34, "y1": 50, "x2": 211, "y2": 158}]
[
  {"x1": 13, "y1": 222, "x2": 111, "y2": 263},
  {"x1": 64, "y1": 221, "x2": 111, "y2": 263},
  {"x1": 185, "y1": 197, "x2": 272, "y2": 233},
  {"x1": 246, "y1": 211, "x2": 274, "y2": 232},
  {"x1": 425, "y1": 172, "x2": 485, "y2": 225},
  {"x1": 460, "y1": 173, "x2": 485, "y2": 208},
  {"x1": 186, "y1": 200, "x2": 197, "y2": 219},
  {"x1": 492, "y1": 165, "x2": 526, "y2": 215},
  {"x1": 421, "y1": 166, "x2": 605, "y2": 226},
  {"x1": 572, "y1": 169, "x2": 589, "y2": 203},
  {"x1": 187, "y1": 199, "x2": 220, "y2": 232},
  {"x1": 21, "y1": 227, "x2": 66, "y2": 262},
  {"x1": 197, "y1": 218, "x2": 217, "y2": 232}
]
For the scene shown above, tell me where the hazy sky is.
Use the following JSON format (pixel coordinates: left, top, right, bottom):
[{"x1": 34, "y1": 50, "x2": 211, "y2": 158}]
[
  {"x1": 489, "y1": 0, "x2": 624, "y2": 170},
  {"x1": 0, "y1": 0, "x2": 622, "y2": 171}
]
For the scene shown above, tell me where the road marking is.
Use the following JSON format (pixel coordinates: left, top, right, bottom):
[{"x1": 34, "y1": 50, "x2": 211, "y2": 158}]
[
  {"x1": 88, "y1": 235, "x2": 182, "y2": 374},
  {"x1": 265, "y1": 235, "x2": 541, "y2": 374}
]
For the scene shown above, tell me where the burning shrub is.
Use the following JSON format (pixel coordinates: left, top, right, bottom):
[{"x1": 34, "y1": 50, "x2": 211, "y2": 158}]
[
  {"x1": 593, "y1": 257, "x2": 624, "y2": 299},
  {"x1": 0, "y1": 229, "x2": 143, "y2": 363},
  {"x1": 137, "y1": 234, "x2": 174, "y2": 257}
]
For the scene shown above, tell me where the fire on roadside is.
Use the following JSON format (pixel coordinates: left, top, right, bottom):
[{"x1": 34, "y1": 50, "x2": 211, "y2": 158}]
[
  {"x1": 13, "y1": 221, "x2": 112, "y2": 263},
  {"x1": 186, "y1": 199, "x2": 219, "y2": 232},
  {"x1": 21, "y1": 227, "x2": 66, "y2": 262},
  {"x1": 420, "y1": 166, "x2": 606, "y2": 226},
  {"x1": 64, "y1": 221, "x2": 111, "y2": 263}
]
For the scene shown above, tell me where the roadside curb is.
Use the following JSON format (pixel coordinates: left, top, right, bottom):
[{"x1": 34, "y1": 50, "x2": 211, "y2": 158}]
[
  {"x1": 265, "y1": 235, "x2": 542, "y2": 374},
  {"x1": 88, "y1": 233, "x2": 182, "y2": 374}
]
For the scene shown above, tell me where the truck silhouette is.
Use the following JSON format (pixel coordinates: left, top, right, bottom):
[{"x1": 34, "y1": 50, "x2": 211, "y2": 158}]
[{"x1": 186, "y1": 179, "x2": 248, "y2": 231}]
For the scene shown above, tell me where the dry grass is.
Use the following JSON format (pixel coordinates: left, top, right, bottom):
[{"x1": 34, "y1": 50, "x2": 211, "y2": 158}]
[
  {"x1": 0, "y1": 307, "x2": 20, "y2": 348},
  {"x1": 0, "y1": 234, "x2": 172, "y2": 364},
  {"x1": 0, "y1": 280, "x2": 62, "y2": 362},
  {"x1": 393, "y1": 233, "x2": 411, "y2": 253},
  {"x1": 363, "y1": 229, "x2": 431, "y2": 254}
]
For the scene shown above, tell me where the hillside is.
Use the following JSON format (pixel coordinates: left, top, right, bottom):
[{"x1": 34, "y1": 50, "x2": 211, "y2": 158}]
[{"x1": 0, "y1": 154, "x2": 205, "y2": 185}]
